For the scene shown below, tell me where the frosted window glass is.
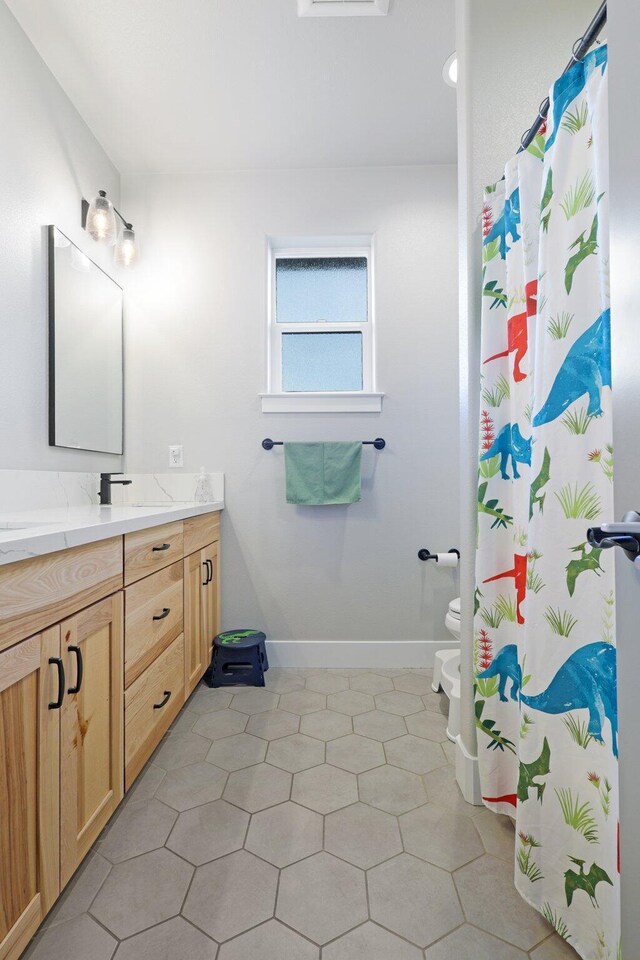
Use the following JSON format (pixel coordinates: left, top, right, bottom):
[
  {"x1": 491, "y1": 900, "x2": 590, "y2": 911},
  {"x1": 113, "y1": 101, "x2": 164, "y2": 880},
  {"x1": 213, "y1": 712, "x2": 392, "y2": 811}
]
[
  {"x1": 282, "y1": 332, "x2": 363, "y2": 392},
  {"x1": 276, "y1": 257, "x2": 368, "y2": 323}
]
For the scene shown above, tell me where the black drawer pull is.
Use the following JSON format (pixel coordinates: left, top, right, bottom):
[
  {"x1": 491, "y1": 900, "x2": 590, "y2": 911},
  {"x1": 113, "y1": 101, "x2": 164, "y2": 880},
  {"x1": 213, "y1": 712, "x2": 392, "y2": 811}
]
[
  {"x1": 153, "y1": 690, "x2": 171, "y2": 709},
  {"x1": 153, "y1": 607, "x2": 171, "y2": 621},
  {"x1": 206, "y1": 559, "x2": 213, "y2": 583},
  {"x1": 67, "y1": 645, "x2": 84, "y2": 694},
  {"x1": 152, "y1": 542, "x2": 171, "y2": 552},
  {"x1": 48, "y1": 657, "x2": 65, "y2": 710},
  {"x1": 202, "y1": 560, "x2": 211, "y2": 586}
]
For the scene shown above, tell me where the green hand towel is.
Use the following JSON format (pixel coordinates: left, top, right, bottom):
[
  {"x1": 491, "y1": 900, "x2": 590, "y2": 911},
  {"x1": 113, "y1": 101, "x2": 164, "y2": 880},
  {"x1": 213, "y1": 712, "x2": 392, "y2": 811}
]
[{"x1": 284, "y1": 442, "x2": 362, "y2": 505}]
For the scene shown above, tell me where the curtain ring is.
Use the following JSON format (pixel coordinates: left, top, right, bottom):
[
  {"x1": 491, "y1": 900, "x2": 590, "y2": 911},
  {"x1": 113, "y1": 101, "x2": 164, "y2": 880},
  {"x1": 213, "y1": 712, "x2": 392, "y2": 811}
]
[
  {"x1": 571, "y1": 37, "x2": 585, "y2": 62},
  {"x1": 537, "y1": 97, "x2": 550, "y2": 122}
]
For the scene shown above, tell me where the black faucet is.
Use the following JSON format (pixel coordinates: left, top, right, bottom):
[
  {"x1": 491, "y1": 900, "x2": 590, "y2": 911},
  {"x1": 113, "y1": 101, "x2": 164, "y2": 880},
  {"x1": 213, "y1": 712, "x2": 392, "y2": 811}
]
[{"x1": 99, "y1": 473, "x2": 132, "y2": 505}]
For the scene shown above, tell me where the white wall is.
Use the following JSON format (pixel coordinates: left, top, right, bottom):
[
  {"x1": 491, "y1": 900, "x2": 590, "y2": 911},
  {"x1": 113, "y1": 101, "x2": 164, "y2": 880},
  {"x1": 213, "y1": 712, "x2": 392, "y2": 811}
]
[
  {"x1": 122, "y1": 165, "x2": 459, "y2": 661},
  {"x1": 455, "y1": 0, "x2": 594, "y2": 783},
  {"x1": 0, "y1": 2, "x2": 122, "y2": 471}
]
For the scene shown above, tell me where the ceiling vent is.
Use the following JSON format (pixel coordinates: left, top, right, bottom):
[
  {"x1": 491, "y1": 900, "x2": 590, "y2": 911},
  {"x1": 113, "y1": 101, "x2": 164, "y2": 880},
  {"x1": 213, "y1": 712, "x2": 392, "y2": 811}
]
[{"x1": 298, "y1": 0, "x2": 390, "y2": 17}]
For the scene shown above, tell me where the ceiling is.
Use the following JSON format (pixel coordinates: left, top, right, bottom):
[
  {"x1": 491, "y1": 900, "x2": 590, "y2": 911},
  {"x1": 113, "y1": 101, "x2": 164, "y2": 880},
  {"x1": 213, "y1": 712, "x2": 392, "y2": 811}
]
[{"x1": 5, "y1": 0, "x2": 456, "y2": 175}]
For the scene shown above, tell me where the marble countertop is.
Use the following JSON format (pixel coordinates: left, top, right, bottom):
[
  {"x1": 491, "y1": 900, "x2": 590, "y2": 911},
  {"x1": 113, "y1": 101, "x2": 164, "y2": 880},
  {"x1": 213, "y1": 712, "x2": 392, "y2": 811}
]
[{"x1": 0, "y1": 500, "x2": 224, "y2": 565}]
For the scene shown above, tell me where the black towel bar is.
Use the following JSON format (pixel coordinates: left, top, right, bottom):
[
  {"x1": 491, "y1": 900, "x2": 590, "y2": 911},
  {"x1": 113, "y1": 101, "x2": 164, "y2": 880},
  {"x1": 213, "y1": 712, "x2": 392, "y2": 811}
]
[{"x1": 262, "y1": 438, "x2": 385, "y2": 450}]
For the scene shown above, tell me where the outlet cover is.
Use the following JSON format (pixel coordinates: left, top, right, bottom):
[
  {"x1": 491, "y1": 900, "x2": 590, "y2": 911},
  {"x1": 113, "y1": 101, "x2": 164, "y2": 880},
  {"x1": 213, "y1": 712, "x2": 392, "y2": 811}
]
[{"x1": 168, "y1": 445, "x2": 183, "y2": 468}]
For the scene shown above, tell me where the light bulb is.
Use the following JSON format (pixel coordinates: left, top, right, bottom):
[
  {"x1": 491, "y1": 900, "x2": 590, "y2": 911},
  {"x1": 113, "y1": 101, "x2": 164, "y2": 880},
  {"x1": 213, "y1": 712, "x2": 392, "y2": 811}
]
[
  {"x1": 86, "y1": 190, "x2": 117, "y2": 245},
  {"x1": 443, "y1": 52, "x2": 457, "y2": 88},
  {"x1": 114, "y1": 225, "x2": 138, "y2": 267}
]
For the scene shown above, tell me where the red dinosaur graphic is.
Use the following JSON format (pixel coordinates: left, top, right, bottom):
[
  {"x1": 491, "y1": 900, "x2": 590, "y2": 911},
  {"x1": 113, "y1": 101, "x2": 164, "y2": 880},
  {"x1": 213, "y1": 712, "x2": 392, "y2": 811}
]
[
  {"x1": 483, "y1": 794, "x2": 517, "y2": 808},
  {"x1": 483, "y1": 553, "x2": 527, "y2": 625},
  {"x1": 483, "y1": 278, "x2": 537, "y2": 383}
]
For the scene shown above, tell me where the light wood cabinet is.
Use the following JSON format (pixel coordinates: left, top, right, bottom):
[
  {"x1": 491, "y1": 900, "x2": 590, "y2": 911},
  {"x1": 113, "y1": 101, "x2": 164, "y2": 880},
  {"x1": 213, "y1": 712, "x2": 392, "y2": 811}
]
[
  {"x1": 201, "y1": 540, "x2": 220, "y2": 669},
  {"x1": 0, "y1": 538, "x2": 122, "y2": 654},
  {"x1": 0, "y1": 629, "x2": 60, "y2": 960},
  {"x1": 184, "y1": 540, "x2": 220, "y2": 699},
  {"x1": 124, "y1": 562, "x2": 183, "y2": 688},
  {"x1": 60, "y1": 594, "x2": 124, "y2": 888},
  {"x1": 124, "y1": 633, "x2": 184, "y2": 790},
  {"x1": 124, "y1": 521, "x2": 184, "y2": 585},
  {"x1": 0, "y1": 508, "x2": 221, "y2": 956}
]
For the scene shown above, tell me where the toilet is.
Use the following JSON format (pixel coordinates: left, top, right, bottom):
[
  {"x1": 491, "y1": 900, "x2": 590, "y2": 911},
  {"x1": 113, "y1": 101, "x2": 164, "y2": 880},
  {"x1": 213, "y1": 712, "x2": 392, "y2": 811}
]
[{"x1": 432, "y1": 597, "x2": 461, "y2": 742}]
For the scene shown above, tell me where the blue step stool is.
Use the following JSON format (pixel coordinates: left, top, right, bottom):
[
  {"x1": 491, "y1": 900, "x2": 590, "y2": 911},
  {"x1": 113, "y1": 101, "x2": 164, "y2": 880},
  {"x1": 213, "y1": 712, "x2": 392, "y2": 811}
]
[{"x1": 205, "y1": 630, "x2": 269, "y2": 688}]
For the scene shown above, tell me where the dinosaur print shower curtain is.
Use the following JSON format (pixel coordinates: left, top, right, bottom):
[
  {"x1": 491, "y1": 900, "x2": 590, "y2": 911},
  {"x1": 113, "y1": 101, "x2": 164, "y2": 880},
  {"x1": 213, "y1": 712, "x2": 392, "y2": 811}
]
[{"x1": 475, "y1": 46, "x2": 619, "y2": 959}]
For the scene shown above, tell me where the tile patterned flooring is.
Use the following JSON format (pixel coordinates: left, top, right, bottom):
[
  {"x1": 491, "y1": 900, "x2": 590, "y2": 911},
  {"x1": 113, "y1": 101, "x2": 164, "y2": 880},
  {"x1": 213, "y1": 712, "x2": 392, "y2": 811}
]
[{"x1": 24, "y1": 668, "x2": 579, "y2": 960}]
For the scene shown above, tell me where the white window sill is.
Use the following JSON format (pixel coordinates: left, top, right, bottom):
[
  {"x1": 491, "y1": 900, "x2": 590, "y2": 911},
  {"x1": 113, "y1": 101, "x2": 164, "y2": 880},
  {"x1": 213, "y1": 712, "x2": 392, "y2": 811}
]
[{"x1": 260, "y1": 392, "x2": 384, "y2": 414}]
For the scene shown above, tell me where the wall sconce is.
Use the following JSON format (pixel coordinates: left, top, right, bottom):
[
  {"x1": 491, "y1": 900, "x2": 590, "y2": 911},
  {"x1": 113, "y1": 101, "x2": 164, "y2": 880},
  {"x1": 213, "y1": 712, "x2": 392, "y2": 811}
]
[{"x1": 82, "y1": 190, "x2": 139, "y2": 267}]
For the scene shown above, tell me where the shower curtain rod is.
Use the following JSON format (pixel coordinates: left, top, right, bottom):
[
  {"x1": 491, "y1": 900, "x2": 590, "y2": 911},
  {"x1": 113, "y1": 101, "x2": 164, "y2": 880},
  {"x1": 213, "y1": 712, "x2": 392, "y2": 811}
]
[{"x1": 517, "y1": 0, "x2": 607, "y2": 153}]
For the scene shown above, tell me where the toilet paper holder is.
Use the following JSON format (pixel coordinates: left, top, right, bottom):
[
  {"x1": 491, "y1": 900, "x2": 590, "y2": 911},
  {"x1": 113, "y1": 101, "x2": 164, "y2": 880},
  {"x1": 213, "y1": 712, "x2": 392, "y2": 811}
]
[{"x1": 418, "y1": 548, "x2": 460, "y2": 562}]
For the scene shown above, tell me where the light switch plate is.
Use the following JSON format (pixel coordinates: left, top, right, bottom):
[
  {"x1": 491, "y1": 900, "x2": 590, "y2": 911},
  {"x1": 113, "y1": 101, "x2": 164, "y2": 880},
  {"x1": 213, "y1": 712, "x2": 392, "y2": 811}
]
[{"x1": 168, "y1": 445, "x2": 183, "y2": 468}]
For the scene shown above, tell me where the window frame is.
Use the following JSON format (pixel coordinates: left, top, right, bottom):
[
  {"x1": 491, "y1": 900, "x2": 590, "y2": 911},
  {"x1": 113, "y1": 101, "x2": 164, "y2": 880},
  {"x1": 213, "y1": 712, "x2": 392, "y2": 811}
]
[{"x1": 264, "y1": 237, "x2": 381, "y2": 413}]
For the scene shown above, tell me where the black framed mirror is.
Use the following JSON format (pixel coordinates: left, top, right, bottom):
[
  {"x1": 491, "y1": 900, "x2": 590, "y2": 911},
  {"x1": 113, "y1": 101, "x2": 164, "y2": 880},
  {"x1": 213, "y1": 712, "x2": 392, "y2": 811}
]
[{"x1": 48, "y1": 225, "x2": 124, "y2": 455}]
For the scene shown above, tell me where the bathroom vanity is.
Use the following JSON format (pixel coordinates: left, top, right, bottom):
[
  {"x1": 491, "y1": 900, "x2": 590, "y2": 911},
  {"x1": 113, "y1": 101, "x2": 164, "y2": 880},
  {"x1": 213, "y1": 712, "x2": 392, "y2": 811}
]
[{"x1": 0, "y1": 502, "x2": 222, "y2": 960}]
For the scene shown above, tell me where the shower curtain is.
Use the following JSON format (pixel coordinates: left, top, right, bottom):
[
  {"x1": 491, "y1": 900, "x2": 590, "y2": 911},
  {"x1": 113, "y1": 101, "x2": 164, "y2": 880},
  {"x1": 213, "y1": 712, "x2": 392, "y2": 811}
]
[{"x1": 475, "y1": 46, "x2": 619, "y2": 959}]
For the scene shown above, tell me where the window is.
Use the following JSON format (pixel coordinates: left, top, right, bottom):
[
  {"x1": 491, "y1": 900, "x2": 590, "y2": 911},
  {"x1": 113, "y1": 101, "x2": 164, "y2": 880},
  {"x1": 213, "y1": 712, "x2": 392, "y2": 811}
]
[{"x1": 263, "y1": 239, "x2": 382, "y2": 413}]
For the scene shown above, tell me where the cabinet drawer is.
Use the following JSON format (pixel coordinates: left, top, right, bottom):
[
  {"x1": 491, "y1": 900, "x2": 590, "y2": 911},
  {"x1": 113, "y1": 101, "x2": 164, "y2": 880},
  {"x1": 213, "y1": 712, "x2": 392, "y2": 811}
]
[
  {"x1": 124, "y1": 562, "x2": 184, "y2": 688},
  {"x1": 124, "y1": 633, "x2": 185, "y2": 790},
  {"x1": 183, "y1": 512, "x2": 220, "y2": 555},
  {"x1": 0, "y1": 538, "x2": 123, "y2": 653},
  {"x1": 124, "y1": 521, "x2": 184, "y2": 585}
]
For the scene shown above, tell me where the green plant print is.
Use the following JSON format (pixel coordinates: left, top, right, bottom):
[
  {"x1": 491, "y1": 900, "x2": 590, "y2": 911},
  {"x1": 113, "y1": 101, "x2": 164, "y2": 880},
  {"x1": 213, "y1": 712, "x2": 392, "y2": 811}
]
[
  {"x1": 542, "y1": 903, "x2": 571, "y2": 941},
  {"x1": 563, "y1": 713, "x2": 594, "y2": 751},
  {"x1": 589, "y1": 445, "x2": 614, "y2": 482},
  {"x1": 517, "y1": 832, "x2": 544, "y2": 882},
  {"x1": 544, "y1": 606, "x2": 578, "y2": 638},
  {"x1": 556, "y1": 789, "x2": 599, "y2": 843},
  {"x1": 483, "y1": 278, "x2": 507, "y2": 309},
  {"x1": 548, "y1": 311, "x2": 574, "y2": 340},
  {"x1": 555, "y1": 481, "x2": 601, "y2": 520},
  {"x1": 561, "y1": 101, "x2": 589, "y2": 135},
  {"x1": 478, "y1": 481, "x2": 513, "y2": 529},
  {"x1": 562, "y1": 406, "x2": 594, "y2": 435},
  {"x1": 475, "y1": 696, "x2": 517, "y2": 754},
  {"x1": 588, "y1": 771, "x2": 612, "y2": 819},
  {"x1": 560, "y1": 171, "x2": 595, "y2": 219}
]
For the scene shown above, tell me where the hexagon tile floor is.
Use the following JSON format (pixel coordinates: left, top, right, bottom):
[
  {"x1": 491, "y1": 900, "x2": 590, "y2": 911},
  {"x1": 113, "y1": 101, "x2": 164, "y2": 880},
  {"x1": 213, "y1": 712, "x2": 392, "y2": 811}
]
[{"x1": 24, "y1": 669, "x2": 580, "y2": 960}]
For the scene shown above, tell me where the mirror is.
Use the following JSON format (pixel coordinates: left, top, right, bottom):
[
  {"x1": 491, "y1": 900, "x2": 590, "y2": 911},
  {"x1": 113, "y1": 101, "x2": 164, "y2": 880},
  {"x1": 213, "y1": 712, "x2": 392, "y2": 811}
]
[{"x1": 48, "y1": 226, "x2": 124, "y2": 454}]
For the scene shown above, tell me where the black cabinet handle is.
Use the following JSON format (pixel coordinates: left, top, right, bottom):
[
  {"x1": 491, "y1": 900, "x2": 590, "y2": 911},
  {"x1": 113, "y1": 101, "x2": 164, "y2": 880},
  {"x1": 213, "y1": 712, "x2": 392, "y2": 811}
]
[
  {"x1": 153, "y1": 690, "x2": 171, "y2": 709},
  {"x1": 206, "y1": 559, "x2": 213, "y2": 583},
  {"x1": 67, "y1": 645, "x2": 83, "y2": 694},
  {"x1": 48, "y1": 657, "x2": 65, "y2": 710},
  {"x1": 153, "y1": 607, "x2": 171, "y2": 621},
  {"x1": 152, "y1": 543, "x2": 171, "y2": 552}
]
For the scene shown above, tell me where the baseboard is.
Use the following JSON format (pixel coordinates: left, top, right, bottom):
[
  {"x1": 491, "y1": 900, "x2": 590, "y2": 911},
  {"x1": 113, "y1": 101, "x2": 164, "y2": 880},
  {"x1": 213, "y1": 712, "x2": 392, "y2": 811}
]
[
  {"x1": 265, "y1": 640, "x2": 459, "y2": 669},
  {"x1": 454, "y1": 734, "x2": 483, "y2": 805}
]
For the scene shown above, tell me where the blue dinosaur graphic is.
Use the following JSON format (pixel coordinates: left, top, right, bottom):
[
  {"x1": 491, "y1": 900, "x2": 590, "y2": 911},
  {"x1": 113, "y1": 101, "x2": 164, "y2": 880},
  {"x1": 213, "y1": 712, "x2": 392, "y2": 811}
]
[
  {"x1": 483, "y1": 188, "x2": 521, "y2": 260},
  {"x1": 476, "y1": 644, "x2": 522, "y2": 703},
  {"x1": 480, "y1": 423, "x2": 532, "y2": 480},
  {"x1": 546, "y1": 45, "x2": 608, "y2": 152},
  {"x1": 532, "y1": 310, "x2": 611, "y2": 428},
  {"x1": 521, "y1": 642, "x2": 617, "y2": 758}
]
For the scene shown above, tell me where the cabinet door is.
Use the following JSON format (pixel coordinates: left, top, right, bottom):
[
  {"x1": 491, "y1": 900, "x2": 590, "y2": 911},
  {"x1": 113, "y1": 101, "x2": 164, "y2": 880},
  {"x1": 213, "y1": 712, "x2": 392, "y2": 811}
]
[
  {"x1": 201, "y1": 541, "x2": 220, "y2": 671},
  {"x1": 0, "y1": 628, "x2": 60, "y2": 960},
  {"x1": 184, "y1": 551, "x2": 207, "y2": 698},
  {"x1": 60, "y1": 593, "x2": 124, "y2": 888}
]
